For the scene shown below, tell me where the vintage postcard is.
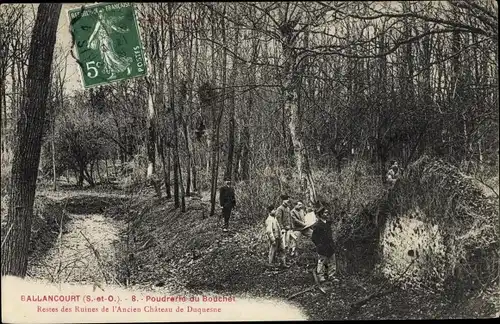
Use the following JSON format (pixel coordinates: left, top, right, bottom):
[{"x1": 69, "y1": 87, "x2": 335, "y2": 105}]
[{"x1": 1, "y1": 1, "x2": 498, "y2": 322}]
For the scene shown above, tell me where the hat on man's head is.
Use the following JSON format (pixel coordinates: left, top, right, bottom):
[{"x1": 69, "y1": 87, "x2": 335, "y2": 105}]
[
  {"x1": 267, "y1": 205, "x2": 274, "y2": 213},
  {"x1": 280, "y1": 194, "x2": 289, "y2": 201},
  {"x1": 296, "y1": 201, "x2": 304, "y2": 207},
  {"x1": 316, "y1": 206, "x2": 326, "y2": 217}
]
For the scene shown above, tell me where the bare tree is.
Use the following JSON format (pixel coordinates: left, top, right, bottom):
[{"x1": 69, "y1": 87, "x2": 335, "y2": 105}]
[
  {"x1": 224, "y1": 5, "x2": 241, "y2": 182},
  {"x1": 49, "y1": 47, "x2": 68, "y2": 191},
  {"x1": 1, "y1": 3, "x2": 62, "y2": 277},
  {"x1": 168, "y1": 2, "x2": 186, "y2": 211}
]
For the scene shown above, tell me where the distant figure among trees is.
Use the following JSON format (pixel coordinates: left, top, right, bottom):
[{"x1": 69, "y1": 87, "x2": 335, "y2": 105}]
[
  {"x1": 386, "y1": 160, "x2": 400, "y2": 190},
  {"x1": 219, "y1": 179, "x2": 236, "y2": 232}
]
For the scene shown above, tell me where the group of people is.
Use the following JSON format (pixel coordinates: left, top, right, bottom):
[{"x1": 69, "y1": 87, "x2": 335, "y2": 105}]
[
  {"x1": 265, "y1": 195, "x2": 337, "y2": 283},
  {"x1": 218, "y1": 160, "x2": 401, "y2": 283},
  {"x1": 218, "y1": 180, "x2": 336, "y2": 282}
]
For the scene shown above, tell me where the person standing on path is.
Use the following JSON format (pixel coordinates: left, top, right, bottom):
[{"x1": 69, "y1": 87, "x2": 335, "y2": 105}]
[
  {"x1": 311, "y1": 207, "x2": 337, "y2": 282},
  {"x1": 219, "y1": 179, "x2": 236, "y2": 232},
  {"x1": 265, "y1": 206, "x2": 287, "y2": 268},
  {"x1": 275, "y1": 195, "x2": 293, "y2": 258},
  {"x1": 386, "y1": 160, "x2": 400, "y2": 190},
  {"x1": 290, "y1": 201, "x2": 307, "y2": 257}
]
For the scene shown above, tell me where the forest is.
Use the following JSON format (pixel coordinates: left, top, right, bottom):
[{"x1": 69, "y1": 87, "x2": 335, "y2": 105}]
[{"x1": 1, "y1": 1, "x2": 499, "y2": 321}]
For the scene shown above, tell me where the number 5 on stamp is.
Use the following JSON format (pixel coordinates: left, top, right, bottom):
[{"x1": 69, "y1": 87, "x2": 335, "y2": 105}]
[{"x1": 68, "y1": 3, "x2": 147, "y2": 88}]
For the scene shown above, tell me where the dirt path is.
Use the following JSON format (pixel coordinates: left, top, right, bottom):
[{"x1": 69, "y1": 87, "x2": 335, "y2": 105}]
[
  {"x1": 19, "y1": 191, "x2": 308, "y2": 321},
  {"x1": 28, "y1": 212, "x2": 123, "y2": 286}
]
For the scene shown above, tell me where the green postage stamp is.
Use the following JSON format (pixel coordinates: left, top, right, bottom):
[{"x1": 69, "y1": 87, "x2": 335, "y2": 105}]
[{"x1": 68, "y1": 3, "x2": 147, "y2": 88}]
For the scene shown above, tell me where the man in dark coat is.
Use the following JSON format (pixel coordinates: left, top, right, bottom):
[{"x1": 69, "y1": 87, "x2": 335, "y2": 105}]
[
  {"x1": 311, "y1": 207, "x2": 336, "y2": 282},
  {"x1": 219, "y1": 179, "x2": 236, "y2": 232}
]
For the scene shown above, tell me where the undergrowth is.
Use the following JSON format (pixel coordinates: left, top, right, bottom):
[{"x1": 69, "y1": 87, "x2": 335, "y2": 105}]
[
  {"x1": 381, "y1": 156, "x2": 499, "y2": 300},
  {"x1": 111, "y1": 159, "x2": 498, "y2": 319}
]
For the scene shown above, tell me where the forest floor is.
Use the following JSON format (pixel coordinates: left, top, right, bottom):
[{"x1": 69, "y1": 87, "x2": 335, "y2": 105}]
[
  {"x1": 10, "y1": 179, "x2": 499, "y2": 320},
  {"x1": 107, "y1": 186, "x2": 499, "y2": 320},
  {"x1": 18, "y1": 187, "x2": 307, "y2": 320},
  {"x1": 27, "y1": 212, "x2": 123, "y2": 286},
  {"x1": 25, "y1": 187, "x2": 129, "y2": 286}
]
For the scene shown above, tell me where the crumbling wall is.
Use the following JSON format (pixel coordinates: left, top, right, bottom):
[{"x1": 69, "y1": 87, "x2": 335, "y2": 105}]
[
  {"x1": 379, "y1": 208, "x2": 447, "y2": 290},
  {"x1": 379, "y1": 156, "x2": 498, "y2": 295}
]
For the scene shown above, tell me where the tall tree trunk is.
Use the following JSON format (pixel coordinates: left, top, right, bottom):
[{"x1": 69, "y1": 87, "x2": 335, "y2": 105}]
[
  {"x1": 209, "y1": 6, "x2": 219, "y2": 216},
  {"x1": 112, "y1": 157, "x2": 118, "y2": 177},
  {"x1": 224, "y1": 90, "x2": 235, "y2": 182},
  {"x1": 419, "y1": 22, "x2": 432, "y2": 156},
  {"x1": 89, "y1": 161, "x2": 94, "y2": 184},
  {"x1": 179, "y1": 81, "x2": 191, "y2": 197},
  {"x1": 213, "y1": 4, "x2": 227, "y2": 211},
  {"x1": 376, "y1": 31, "x2": 389, "y2": 180},
  {"x1": 158, "y1": 136, "x2": 171, "y2": 199},
  {"x1": 1, "y1": 3, "x2": 62, "y2": 277},
  {"x1": 182, "y1": 121, "x2": 192, "y2": 196},
  {"x1": 233, "y1": 131, "x2": 241, "y2": 182},
  {"x1": 144, "y1": 4, "x2": 159, "y2": 179},
  {"x1": 77, "y1": 165, "x2": 84, "y2": 187},
  {"x1": 281, "y1": 26, "x2": 317, "y2": 204},
  {"x1": 11, "y1": 59, "x2": 17, "y2": 130},
  {"x1": 188, "y1": 11, "x2": 199, "y2": 193},
  {"x1": 96, "y1": 160, "x2": 102, "y2": 184},
  {"x1": 85, "y1": 164, "x2": 95, "y2": 187},
  {"x1": 167, "y1": 145, "x2": 172, "y2": 198},
  {"x1": 153, "y1": 4, "x2": 167, "y2": 198},
  {"x1": 168, "y1": 3, "x2": 184, "y2": 210},
  {"x1": 224, "y1": 18, "x2": 240, "y2": 182},
  {"x1": 146, "y1": 90, "x2": 156, "y2": 177},
  {"x1": 51, "y1": 115, "x2": 57, "y2": 191},
  {"x1": 105, "y1": 158, "x2": 110, "y2": 181},
  {"x1": 172, "y1": 120, "x2": 180, "y2": 207},
  {"x1": 117, "y1": 127, "x2": 125, "y2": 164},
  {"x1": 240, "y1": 126, "x2": 250, "y2": 181},
  {"x1": 240, "y1": 22, "x2": 258, "y2": 181},
  {"x1": 191, "y1": 147, "x2": 198, "y2": 192}
]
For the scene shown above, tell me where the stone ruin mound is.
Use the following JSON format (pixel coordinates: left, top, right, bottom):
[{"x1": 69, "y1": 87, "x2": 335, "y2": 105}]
[
  {"x1": 379, "y1": 156, "x2": 498, "y2": 296},
  {"x1": 336, "y1": 155, "x2": 498, "y2": 298}
]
